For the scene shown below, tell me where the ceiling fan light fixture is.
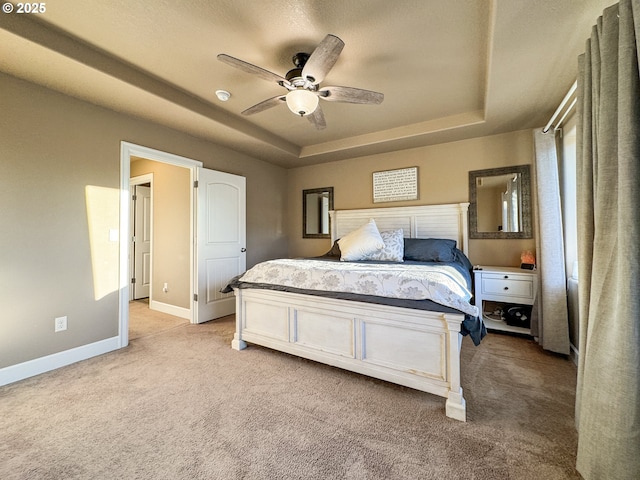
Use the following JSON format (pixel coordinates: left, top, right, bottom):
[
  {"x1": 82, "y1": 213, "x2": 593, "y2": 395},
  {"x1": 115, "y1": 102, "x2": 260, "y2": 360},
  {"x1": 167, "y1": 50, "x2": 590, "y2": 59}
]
[
  {"x1": 218, "y1": 34, "x2": 381, "y2": 128},
  {"x1": 286, "y1": 89, "x2": 319, "y2": 116}
]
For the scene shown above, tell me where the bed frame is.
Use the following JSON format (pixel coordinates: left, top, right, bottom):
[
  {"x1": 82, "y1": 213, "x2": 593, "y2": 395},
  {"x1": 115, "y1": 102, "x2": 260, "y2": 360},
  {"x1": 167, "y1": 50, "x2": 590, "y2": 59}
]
[{"x1": 231, "y1": 203, "x2": 471, "y2": 421}]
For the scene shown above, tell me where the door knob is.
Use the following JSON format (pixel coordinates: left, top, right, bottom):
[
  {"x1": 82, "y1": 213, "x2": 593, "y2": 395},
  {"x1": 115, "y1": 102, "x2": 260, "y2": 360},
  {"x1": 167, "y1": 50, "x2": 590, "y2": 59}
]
[{"x1": 241, "y1": 248, "x2": 247, "y2": 252}]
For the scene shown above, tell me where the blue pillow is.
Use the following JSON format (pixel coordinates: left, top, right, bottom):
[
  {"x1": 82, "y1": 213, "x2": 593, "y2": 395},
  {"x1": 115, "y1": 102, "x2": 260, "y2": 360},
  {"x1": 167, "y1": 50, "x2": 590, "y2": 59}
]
[{"x1": 403, "y1": 238, "x2": 457, "y2": 262}]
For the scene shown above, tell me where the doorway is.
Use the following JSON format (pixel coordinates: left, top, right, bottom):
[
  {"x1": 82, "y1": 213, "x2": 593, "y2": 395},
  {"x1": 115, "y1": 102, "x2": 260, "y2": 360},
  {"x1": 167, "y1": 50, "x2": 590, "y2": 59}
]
[
  {"x1": 129, "y1": 158, "x2": 192, "y2": 322},
  {"x1": 119, "y1": 142, "x2": 247, "y2": 348},
  {"x1": 128, "y1": 173, "x2": 187, "y2": 340},
  {"x1": 119, "y1": 143, "x2": 200, "y2": 348}
]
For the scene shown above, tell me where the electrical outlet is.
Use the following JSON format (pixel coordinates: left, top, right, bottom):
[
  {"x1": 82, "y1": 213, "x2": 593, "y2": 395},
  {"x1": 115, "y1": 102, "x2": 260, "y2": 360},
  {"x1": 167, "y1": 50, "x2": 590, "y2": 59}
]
[{"x1": 54, "y1": 316, "x2": 67, "y2": 332}]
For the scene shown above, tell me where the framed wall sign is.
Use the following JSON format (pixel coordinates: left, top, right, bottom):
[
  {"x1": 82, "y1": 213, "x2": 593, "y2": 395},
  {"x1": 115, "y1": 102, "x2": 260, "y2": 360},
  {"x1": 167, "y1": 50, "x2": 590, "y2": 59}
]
[{"x1": 372, "y1": 167, "x2": 419, "y2": 203}]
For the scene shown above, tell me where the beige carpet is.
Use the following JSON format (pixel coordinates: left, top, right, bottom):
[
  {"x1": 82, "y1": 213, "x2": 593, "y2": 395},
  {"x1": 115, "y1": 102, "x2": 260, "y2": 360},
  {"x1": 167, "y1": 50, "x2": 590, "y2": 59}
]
[
  {"x1": 0, "y1": 313, "x2": 580, "y2": 479},
  {"x1": 129, "y1": 299, "x2": 189, "y2": 340}
]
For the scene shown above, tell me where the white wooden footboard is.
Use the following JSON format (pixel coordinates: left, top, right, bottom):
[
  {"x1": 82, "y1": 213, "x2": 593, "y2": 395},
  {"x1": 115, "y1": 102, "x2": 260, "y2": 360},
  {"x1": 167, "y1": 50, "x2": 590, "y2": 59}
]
[{"x1": 232, "y1": 288, "x2": 466, "y2": 421}]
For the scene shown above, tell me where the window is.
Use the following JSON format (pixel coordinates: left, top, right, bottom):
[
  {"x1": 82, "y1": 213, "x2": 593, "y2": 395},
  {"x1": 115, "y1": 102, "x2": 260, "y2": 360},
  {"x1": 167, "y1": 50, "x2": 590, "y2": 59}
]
[{"x1": 558, "y1": 114, "x2": 578, "y2": 280}]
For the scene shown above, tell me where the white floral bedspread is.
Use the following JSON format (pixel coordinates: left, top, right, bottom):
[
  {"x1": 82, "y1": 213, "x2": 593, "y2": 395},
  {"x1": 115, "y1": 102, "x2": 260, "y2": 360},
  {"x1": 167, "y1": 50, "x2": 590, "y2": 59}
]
[{"x1": 237, "y1": 259, "x2": 479, "y2": 317}]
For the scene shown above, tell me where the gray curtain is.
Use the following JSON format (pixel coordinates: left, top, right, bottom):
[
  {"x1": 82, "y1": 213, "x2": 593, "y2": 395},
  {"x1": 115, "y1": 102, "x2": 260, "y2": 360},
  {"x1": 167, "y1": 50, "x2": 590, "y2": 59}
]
[
  {"x1": 532, "y1": 129, "x2": 570, "y2": 354},
  {"x1": 575, "y1": 1, "x2": 640, "y2": 479}
]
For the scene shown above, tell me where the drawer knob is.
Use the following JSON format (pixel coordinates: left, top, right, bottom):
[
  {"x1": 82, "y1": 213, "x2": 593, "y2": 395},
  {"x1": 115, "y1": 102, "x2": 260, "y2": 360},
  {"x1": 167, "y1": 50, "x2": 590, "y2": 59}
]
[
  {"x1": 504, "y1": 287, "x2": 509, "y2": 290},
  {"x1": 504, "y1": 275, "x2": 509, "y2": 279}
]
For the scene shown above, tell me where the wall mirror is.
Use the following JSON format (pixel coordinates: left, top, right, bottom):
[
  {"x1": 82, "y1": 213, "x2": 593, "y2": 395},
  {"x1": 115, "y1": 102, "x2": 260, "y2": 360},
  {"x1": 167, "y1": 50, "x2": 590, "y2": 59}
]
[
  {"x1": 303, "y1": 187, "x2": 334, "y2": 238},
  {"x1": 469, "y1": 165, "x2": 532, "y2": 239}
]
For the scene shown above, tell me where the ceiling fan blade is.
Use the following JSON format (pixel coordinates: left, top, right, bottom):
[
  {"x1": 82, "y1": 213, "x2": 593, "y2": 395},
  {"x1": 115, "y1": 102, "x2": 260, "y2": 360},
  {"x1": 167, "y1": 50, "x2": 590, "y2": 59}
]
[
  {"x1": 301, "y1": 34, "x2": 345, "y2": 85},
  {"x1": 306, "y1": 105, "x2": 327, "y2": 130},
  {"x1": 217, "y1": 54, "x2": 291, "y2": 87},
  {"x1": 241, "y1": 95, "x2": 286, "y2": 115},
  {"x1": 318, "y1": 86, "x2": 384, "y2": 105}
]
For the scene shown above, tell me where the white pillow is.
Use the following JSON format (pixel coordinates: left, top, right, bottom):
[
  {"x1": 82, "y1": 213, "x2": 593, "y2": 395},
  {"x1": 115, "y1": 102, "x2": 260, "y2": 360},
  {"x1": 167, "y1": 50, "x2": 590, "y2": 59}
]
[
  {"x1": 363, "y1": 229, "x2": 404, "y2": 262},
  {"x1": 338, "y1": 219, "x2": 385, "y2": 261}
]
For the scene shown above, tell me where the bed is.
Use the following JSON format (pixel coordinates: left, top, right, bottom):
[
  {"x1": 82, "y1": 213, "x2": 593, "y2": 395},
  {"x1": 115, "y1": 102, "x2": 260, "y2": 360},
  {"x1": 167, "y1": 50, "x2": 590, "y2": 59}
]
[{"x1": 227, "y1": 203, "x2": 482, "y2": 421}]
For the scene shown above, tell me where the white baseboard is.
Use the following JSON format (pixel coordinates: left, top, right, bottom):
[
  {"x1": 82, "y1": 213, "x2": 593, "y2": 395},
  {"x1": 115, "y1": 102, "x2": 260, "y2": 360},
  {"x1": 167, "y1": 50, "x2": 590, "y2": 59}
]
[
  {"x1": 0, "y1": 336, "x2": 121, "y2": 387},
  {"x1": 149, "y1": 300, "x2": 191, "y2": 320}
]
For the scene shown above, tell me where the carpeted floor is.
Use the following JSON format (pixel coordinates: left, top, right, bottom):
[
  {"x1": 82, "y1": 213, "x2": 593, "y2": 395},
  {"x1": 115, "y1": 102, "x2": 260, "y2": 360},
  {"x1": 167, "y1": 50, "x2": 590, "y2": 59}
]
[
  {"x1": 0, "y1": 308, "x2": 580, "y2": 479},
  {"x1": 129, "y1": 298, "x2": 189, "y2": 340}
]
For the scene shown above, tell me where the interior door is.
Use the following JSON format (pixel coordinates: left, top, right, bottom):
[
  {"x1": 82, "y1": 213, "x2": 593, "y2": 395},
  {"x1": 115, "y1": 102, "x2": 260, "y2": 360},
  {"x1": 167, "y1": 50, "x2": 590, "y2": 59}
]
[
  {"x1": 132, "y1": 185, "x2": 151, "y2": 300},
  {"x1": 195, "y1": 168, "x2": 246, "y2": 323}
]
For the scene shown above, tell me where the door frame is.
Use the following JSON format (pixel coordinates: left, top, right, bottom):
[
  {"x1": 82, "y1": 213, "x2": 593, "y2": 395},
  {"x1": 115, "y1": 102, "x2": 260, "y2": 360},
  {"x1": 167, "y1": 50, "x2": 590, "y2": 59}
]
[{"x1": 119, "y1": 142, "x2": 202, "y2": 348}]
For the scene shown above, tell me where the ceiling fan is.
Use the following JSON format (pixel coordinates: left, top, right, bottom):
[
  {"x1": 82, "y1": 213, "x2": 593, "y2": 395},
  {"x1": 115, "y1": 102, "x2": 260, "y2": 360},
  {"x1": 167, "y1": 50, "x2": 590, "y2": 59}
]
[{"x1": 217, "y1": 34, "x2": 384, "y2": 130}]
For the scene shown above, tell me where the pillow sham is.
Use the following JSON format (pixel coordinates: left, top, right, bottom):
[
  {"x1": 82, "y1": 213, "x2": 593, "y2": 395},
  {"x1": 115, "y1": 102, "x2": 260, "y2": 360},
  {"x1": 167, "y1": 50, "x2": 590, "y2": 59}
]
[
  {"x1": 453, "y1": 248, "x2": 473, "y2": 272},
  {"x1": 362, "y1": 228, "x2": 404, "y2": 262},
  {"x1": 403, "y1": 238, "x2": 457, "y2": 262},
  {"x1": 338, "y1": 219, "x2": 385, "y2": 261}
]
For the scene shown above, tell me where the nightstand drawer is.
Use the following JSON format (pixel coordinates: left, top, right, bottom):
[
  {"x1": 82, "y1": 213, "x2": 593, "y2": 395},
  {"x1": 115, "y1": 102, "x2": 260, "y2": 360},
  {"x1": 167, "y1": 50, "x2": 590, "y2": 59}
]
[{"x1": 481, "y1": 277, "x2": 533, "y2": 300}]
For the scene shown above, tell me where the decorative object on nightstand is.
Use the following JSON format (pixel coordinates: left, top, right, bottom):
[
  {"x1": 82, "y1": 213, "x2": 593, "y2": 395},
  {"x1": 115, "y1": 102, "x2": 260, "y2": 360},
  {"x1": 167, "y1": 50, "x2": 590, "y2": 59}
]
[
  {"x1": 520, "y1": 250, "x2": 536, "y2": 270},
  {"x1": 473, "y1": 266, "x2": 537, "y2": 335}
]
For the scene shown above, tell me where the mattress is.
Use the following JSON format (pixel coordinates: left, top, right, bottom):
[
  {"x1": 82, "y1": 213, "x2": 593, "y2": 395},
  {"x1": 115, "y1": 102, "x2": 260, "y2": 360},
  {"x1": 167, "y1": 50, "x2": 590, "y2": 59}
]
[{"x1": 224, "y1": 257, "x2": 486, "y2": 345}]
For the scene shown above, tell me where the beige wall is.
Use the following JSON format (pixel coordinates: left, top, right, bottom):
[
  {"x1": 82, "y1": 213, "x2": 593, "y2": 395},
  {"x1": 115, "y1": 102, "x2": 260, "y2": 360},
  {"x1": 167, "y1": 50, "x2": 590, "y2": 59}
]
[
  {"x1": 131, "y1": 159, "x2": 191, "y2": 309},
  {"x1": 287, "y1": 129, "x2": 537, "y2": 266},
  {"x1": 0, "y1": 72, "x2": 288, "y2": 369}
]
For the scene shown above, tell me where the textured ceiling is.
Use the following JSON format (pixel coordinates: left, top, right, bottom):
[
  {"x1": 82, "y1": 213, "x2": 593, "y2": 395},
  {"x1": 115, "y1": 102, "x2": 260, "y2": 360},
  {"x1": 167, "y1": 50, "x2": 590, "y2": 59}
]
[{"x1": 0, "y1": 0, "x2": 612, "y2": 168}]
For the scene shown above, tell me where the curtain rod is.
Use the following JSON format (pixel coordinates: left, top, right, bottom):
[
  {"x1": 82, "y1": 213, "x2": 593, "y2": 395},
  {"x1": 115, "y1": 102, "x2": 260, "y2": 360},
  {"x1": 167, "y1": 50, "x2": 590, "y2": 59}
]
[{"x1": 542, "y1": 80, "x2": 577, "y2": 133}]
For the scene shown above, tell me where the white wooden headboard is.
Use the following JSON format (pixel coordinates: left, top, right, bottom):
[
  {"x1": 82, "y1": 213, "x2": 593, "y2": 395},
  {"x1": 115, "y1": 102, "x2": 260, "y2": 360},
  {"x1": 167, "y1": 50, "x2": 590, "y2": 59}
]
[{"x1": 329, "y1": 203, "x2": 470, "y2": 255}]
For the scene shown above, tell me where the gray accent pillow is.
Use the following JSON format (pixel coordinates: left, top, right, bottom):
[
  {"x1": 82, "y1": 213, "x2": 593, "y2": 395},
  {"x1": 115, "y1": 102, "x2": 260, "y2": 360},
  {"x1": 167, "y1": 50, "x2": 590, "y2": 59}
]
[
  {"x1": 324, "y1": 240, "x2": 342, "y2": 258},
  {"x1": 363, "y1": 229, "x2": 404, "y2": 262}
]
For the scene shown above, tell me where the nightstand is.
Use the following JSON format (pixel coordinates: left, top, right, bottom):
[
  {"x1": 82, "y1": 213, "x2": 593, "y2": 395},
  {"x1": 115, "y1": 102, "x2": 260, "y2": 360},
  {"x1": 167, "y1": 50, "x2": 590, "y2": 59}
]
[{"x1": 473, "y1": 266, "x2": 537, "y2": 335}]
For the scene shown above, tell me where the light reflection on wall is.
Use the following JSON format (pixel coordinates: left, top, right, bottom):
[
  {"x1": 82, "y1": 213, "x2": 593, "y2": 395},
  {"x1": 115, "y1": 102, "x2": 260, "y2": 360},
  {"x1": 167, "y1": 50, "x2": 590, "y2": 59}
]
[{"x1": 85, "y1": 186, "x2": 119, "y2": 300}]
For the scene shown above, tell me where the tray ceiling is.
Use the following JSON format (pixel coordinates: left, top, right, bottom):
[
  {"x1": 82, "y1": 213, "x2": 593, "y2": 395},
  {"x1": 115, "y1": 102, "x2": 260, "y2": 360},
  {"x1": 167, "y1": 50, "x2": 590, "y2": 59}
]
[{"x1": 0, "y1": 0, "x2": 613, "y2": 167}]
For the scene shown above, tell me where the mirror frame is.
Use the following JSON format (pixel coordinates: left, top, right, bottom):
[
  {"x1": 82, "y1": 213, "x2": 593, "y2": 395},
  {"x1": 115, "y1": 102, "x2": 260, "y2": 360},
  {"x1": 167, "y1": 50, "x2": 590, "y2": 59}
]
[
  {"x1": 469, "y1": 165, "x2": 532, "y2": 239},
  {"x1": 302, "y1": 187, "x2": 334, "y2": 239}
]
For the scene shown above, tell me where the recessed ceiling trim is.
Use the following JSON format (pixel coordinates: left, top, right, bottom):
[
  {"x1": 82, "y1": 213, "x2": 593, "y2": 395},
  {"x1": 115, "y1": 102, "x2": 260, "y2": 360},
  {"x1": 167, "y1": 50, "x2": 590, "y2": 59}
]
[{"x1": 299, "y1": 110, "x2": 486, "y2": 159}]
